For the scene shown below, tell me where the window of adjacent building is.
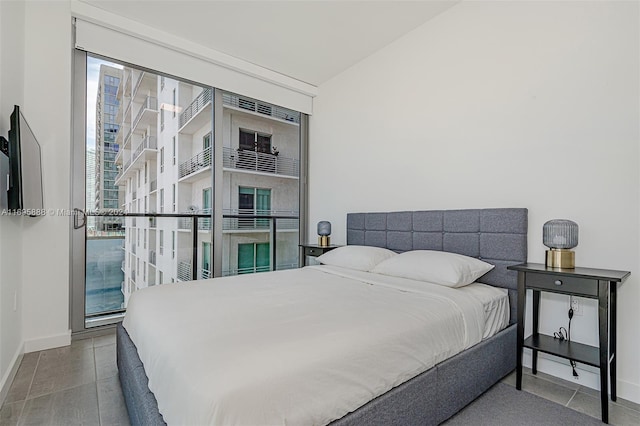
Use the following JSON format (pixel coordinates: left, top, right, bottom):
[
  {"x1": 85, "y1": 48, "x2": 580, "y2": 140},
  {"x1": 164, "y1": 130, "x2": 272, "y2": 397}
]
[
  {"x1": 239, "y1": 187, "x2": 271, "y2": 227},
  {"x1": 160, "y1": 147, "x2": 165, "y2": 173},
  {"x1": 144, "y1": 162, "x2": 148, "y2": 184},
  {"x1": 202, "y1": 242, "x2": 211, "y2": 277},
  {"x1": 160, "y1": 189, "x2": 164, "y2": 213},
  {"x1": 203, "y1": 133, "x2": 212, "y2": 150},
  {"x1": 172, "y1": 136, "x2": 176, "y2": 165},
  {"x1": 161, "y1": 76, "x2": 165, "y2": 91},
  {"x1": 143, "y1": 262, "x2": 146, "y2": 281},
  {"x1": 144, "y1": 229, "x2": 147, "y2": 249},
  {"x1": 172, "y1": 184, "x2": 176, "y2": 212},
  {"x1": 239, "y1": 129, "x2": 271, "y2": 154},
  {"x1": 159, "y1": 230, "x2": 164, "y2": 255},
  {"x1": 202, "y1": 188, "x2": 211, "y2": 211},
  {"x1": 159, "y1": 270, "x2": 164, "y2": 284},
  {"x1": 238, "y1": 243, "x2": 269, "y2": 274},
  {"x1": 173, "y1": 89, "x2": 176, "y2": 118},
  {"x1": 171, "y1": 231, "x2": 175, "y2": 259},
  {"x1": 161, "y1": 108, "x2": 165, "y2": 131}
]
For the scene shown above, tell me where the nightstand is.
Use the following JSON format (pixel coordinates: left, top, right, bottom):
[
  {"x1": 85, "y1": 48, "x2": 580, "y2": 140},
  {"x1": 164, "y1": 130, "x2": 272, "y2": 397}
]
[
  {"x1": 507, "y1": 263, "x2": 630, "y2": 423},
  {"x1": 300, "y1": 244, "x2": 341, "y2": 266}
]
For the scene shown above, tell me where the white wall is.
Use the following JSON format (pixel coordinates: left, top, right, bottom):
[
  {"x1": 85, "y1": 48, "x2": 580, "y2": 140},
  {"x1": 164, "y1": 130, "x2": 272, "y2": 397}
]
[
  {"x1": 309, "y1": 1, "x2": 640, "y2": 402},
  {"x1": 0, "y1": 0, "x2": 26, "y2": 403},
  {"x1": 20, "y1": 0, "x2": 72, "y2": 351}
]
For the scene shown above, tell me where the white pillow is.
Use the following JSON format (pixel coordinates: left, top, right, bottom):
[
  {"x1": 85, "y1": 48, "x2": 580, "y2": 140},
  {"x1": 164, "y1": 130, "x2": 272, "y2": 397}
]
[
  {"x1": 316, "y1": 245, "x2": 397, "y2": 272},
  {"x1": 371, "y1": 250, "x2": 494, "y2": 288}
]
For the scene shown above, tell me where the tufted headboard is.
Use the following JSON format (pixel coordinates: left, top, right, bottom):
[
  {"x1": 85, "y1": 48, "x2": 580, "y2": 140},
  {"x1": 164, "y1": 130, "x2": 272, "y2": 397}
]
[{"x1": 346, "y1": 208, "x2": 528, "y2": 324}]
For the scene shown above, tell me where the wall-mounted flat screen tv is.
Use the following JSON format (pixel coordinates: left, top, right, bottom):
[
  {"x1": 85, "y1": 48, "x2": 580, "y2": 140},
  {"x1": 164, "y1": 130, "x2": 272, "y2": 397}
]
[{"x1": 6, "y1": 105, "x2": 44, "y2": 214}]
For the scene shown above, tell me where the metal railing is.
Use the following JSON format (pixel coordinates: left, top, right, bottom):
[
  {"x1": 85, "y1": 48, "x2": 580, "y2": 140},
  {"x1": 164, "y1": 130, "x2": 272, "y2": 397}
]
[
  {"x1": 132, "y1": 96, "x2": 158, "y2": 131},
  {"x1": 177, "y1": 261, "x2": 192, "y2": 282},
  {"x1": 132, "y1": 71, "x2": 147, "y2": 98},
  {"x1": 179, "y1": 88, "x2": 212, "y2": 129},
  {"x1": 222, "y1": 92, "x2": 300, "y2": 124},
  {"x1": 222, "y1": 209, "x2": 298, "y2": 231},
  {"x1": 86, "y1": 212, "x2": 299, "y2": 283},
  {"x1": 129, "y1": 136, "x2": 157, "y2": 170},
  {"x1": 223, "y1": 147, "x2": 298, "y2": 177},
  {"x1": 179, "y1": 146, "x2": 211, "y2": 179},
  {"x1": 201, "y1": 269, "x2": 212, "y2": 279}
]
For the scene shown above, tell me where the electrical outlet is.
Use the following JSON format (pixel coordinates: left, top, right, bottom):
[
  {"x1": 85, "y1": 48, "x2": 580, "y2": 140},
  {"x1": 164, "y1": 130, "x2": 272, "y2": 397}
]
[{"x1": 569, "y1": 297, "x2": 583, "y2": 316}]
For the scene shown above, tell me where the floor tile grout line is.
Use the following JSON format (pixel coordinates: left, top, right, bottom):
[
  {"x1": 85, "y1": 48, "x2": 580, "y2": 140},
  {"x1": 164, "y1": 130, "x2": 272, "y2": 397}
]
[
  {"x1": 93, "y1": 342, "x2": 103, "y2": 426},
  {"x1": 565, "y1": 388, "x2": 579, "y2": 407},
  {"x1": 17, "y1": 350, "x2": 43, "y2": 423}
]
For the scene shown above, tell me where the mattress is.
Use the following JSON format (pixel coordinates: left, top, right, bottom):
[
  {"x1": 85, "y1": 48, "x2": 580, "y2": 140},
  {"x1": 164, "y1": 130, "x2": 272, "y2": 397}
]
[{"x1": 122, "y1": 265, "x2": 509, "y2": 425}]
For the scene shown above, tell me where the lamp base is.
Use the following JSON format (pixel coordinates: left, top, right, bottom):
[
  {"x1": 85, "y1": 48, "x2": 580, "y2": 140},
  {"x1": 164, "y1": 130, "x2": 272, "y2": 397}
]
[
  {"x1": 545, "y1": 249, "x2": 575, "y2": 269},
  {"x1": 318, "y1": 236, "x2": 330, "y2": 247}
]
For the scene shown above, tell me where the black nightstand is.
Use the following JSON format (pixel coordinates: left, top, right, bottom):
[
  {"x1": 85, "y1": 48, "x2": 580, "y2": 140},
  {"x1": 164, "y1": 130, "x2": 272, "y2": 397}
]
[
  {"x1": 507, "y1": 263, "x2": 630, "y2": 423},
  {"x1": 300, "y1": 244, "x2": 341, "y2": 266}
]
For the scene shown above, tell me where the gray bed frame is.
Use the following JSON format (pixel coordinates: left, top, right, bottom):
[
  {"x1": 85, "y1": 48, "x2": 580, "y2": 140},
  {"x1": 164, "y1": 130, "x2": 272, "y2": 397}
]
[{"x1": 117, "y1": 208, "x2": 527, "y2": 425}]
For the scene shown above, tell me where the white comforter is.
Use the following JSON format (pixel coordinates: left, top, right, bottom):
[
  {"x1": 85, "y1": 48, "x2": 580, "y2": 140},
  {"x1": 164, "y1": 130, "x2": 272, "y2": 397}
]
[{"x1": 123, "y1": 265, "x2": 508, "y2": 426}]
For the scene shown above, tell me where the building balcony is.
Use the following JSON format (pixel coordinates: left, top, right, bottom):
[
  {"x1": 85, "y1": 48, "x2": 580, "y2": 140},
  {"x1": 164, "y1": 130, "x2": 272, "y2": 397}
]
[
  {"x1": 132, "y1": 71, "x2": 156, "y2": 103},
  {"x1": 178, "y1": 209, "x2": 212, "y2": 231},
  {"x1": 177, "y1": 261, "x2": 191, "y2": 282},
  {"x1": 177, "y1": 262, "x2": 210, "y2": 281},
  {"x1": 178, "y1": 88, "x2": 212, "y2": 134},
  {"x1": 115, "y1": 136, "x2": 157, "y2": 185},
  {"x1": 222, "y1": 92, "x2": 300, "y2": 125},
  {"x1": 178, "y1": 147, "x2": 211, "y2": 182},
  {"x1": 223, "y1": 147, "x2": 299, "y2": 178},
  {"x1": 222, "y1": 209, "x2": 299, "y2": 232},
  {"x1": 132, "y1": 96, "x2": 158, "y2": 133},
  {"x1": 149, "y1": 250, "x2": 156, "y2": 266}
]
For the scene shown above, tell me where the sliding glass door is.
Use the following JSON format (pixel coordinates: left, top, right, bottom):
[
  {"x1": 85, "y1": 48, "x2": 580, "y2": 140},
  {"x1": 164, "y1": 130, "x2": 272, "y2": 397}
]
[{"x1": 71, "y1": 50, "x2": 306, "y2": 334}]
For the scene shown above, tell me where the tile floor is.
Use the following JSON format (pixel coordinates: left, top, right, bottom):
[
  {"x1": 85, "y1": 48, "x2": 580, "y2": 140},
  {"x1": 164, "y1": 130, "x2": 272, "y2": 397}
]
[{"x1": 1, "y1": 329, "x2": 639, "y2": 425}]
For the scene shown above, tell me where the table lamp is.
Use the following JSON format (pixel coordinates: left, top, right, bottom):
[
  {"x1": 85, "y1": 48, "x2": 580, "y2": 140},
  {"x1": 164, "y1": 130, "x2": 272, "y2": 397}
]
[
  {"x1": 543, "y1": 219, "x2": 578, "y2": 268},
  {"x1": 318, "y1": 221, "x2": 331, "y2": 247}
]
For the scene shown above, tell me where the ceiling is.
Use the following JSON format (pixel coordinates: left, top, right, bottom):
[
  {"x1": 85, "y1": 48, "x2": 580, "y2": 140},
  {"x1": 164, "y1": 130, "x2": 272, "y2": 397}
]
[{"x1": 81, "y1": 0, "x2": 459, "y2": 86}]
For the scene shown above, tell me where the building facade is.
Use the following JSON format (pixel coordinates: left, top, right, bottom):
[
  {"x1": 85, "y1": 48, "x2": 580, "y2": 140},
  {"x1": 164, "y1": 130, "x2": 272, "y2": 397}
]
[
  {"x1": 114, "y1": 68, "x2": 301, "y2": 305},
  {"x1": 95, "y1": 64, "x2": 123, "y2": 232}
]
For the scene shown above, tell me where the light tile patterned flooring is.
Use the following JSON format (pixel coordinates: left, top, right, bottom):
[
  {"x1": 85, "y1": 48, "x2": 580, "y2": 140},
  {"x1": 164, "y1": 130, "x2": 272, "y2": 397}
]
[{"x1": 1, "y1": 329, "x2": 639, "y2": 425}]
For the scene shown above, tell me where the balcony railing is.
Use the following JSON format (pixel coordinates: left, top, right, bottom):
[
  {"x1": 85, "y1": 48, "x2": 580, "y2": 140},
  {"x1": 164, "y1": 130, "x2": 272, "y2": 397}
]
[
  {"x1": 179, "y1": 88, "x2": 212, "y2": 129},
  {"x1": 177, "y1": 261, "x2": 192, "y2": 282},
  {"x1": 119, "y1": 136, "x2": 157, "y2": 182},
  {"x1": 132, "y1": 96, "x2": 158, "y2": 130},
  {"x1": 223, "y1": 147, "x2": 298, "y2": 177},
  {"x1": 222, "y1": 92, "x2": 300, "y2": 124},
  {"x1": 223, "y1": 209, "x2": 298, "y2": 231},
  {"x1": 87, "y1": 211, "x2": 299, "y2": 283},
  {"x1": 179, "y1": 147, "x2": 211, "y2": 179}
]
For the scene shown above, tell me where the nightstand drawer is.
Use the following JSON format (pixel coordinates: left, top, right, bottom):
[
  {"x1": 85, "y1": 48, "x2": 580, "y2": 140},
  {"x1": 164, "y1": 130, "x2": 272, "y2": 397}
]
[
  {"x1": 526, "y1": 273, "x2": 597, "y2": 297},
  {"x1": 304, "y1": 247, "x2": 324, "y2": 257}
]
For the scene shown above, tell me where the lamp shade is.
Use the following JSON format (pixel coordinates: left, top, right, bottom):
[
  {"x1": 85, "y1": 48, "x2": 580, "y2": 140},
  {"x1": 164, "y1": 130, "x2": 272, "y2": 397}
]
[
  {"x1": 543, "y1": 219, "x2": 578, "y2": 249},
  {"x1": 317, "y1": 221, "x2": 331, "y2": 236}
]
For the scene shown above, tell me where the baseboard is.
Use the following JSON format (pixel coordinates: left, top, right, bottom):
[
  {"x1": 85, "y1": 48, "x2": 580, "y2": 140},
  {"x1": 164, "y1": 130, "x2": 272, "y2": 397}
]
[
  {"x1": 0, "y1": 343, "x2": 24, "y2": 407},
  {"x1": 23, "y1": 329, "x2": 71, "y2": 353},
  {"x1": 523, "y1": 349, "x2": 639, "y2": 404}
]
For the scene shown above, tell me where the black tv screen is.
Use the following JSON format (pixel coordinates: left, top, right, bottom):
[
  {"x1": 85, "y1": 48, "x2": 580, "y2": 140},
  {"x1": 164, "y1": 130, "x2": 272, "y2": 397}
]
[{"x1": 7, "y1": 105, "x2": 44, "y2": 214}]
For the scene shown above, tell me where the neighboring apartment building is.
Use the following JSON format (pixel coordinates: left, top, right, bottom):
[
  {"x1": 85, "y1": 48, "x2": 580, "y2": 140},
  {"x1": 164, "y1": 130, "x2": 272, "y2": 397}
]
[
  {"x1": 95, "y1": 64, "x2": 123, "y2": 232},
  {"x1": 86, "y1": 147, "x2": 96, "y2": 233},
  {"x1": 114, "y1": 68, "x2": 301, "y2": 305}
]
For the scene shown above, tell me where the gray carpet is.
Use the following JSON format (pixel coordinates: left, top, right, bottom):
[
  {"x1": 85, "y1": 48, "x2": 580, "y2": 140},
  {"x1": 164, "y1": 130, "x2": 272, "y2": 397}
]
[{"x1": 443, "y1": 383, "x2": 602, "y2": 425}]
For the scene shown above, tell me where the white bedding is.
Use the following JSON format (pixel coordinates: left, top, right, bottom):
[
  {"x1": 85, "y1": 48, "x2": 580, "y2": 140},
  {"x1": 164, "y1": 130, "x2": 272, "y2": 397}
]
[{"x1": 123, "y1": 265, "x2": 509, "y2": 426}]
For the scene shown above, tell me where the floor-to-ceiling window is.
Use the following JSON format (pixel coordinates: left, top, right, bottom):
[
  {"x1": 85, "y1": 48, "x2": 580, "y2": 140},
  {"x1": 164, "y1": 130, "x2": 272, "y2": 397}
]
[{"x1": 71, "y1": 50, "x2": 306, "y2": 333}]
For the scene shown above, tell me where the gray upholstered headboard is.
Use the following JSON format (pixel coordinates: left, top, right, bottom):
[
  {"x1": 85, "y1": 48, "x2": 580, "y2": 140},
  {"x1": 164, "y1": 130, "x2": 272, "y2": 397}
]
[{"x1": 346, "y1": 208, "x2": 527, "y2": 324}]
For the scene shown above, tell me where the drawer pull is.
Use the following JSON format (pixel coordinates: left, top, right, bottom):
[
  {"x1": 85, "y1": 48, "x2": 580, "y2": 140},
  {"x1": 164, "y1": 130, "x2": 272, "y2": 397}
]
[{"x1": 554, "y1": 280, "x2": 563, "y2": 286}]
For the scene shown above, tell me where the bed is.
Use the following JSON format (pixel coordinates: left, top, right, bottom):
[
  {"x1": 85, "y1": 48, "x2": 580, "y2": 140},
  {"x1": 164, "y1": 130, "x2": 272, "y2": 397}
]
[{"x1": 117, "y1": 208, "x2": 528, "y2": 425}]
